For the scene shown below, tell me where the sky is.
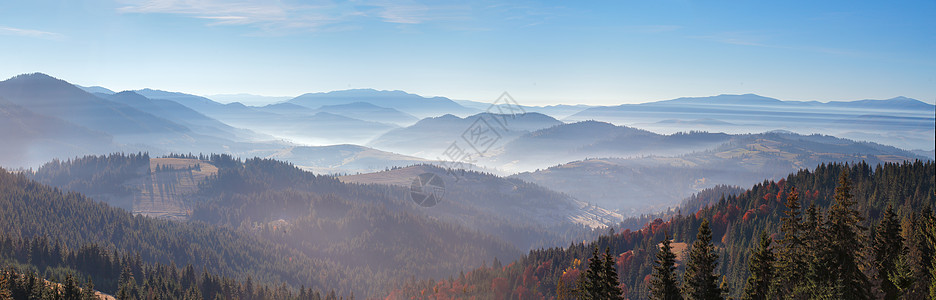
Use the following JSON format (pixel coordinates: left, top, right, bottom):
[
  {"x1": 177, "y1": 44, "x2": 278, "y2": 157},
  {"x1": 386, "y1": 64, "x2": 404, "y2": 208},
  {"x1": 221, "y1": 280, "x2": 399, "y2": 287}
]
[{"x1": 1, "y1": 0, "x2": 934, "y2": 106}]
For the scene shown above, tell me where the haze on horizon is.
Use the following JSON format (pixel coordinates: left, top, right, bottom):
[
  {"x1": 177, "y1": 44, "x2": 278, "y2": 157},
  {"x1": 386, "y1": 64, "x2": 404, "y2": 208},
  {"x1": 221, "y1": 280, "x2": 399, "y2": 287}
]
[{"x1": 1, "y1": 0, "x2": 934, "y2": 106}]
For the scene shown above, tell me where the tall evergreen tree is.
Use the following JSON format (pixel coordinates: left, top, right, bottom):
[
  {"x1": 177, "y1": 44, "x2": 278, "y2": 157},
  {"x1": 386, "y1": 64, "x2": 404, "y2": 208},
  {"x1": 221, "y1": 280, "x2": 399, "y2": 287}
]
[
  {"x1": 683, "y1": 219, "x2": 723, "y2": 300},
  {"x1": 906, "y1": 210, "x2": 936, "y2": 299},
  {"x1": 602, "y1": 247, "x2": 626, "y2": 300},
  {"x1": 742, "y1": 231, "x2": 774, "y2": 300},
  {"x1": 803, "y1": 202, "x2": 835, "y2": 298},
  {"x1": 80, "y1": 278, "x2": 97, "y2": 300},
  {"x1": 580, "y1": 247, "x2": 625, "y2": 300},
  {"x1": 63, "y1": 272, "x2": 81, "y2": 300},
  {"x1": 870, "y1": 204, "x2": 903, "y2": 300},
  {"x1": 824, "y1": 169, "x2": 870, "y2": 299},
  {"x1": 650, "y1": 233, "x2": 682, "y2": 300},
  {"x1": 117, "y1": 265, "x2": 138, "y2": 300},
  {"x1": 774, "y1": 189, "x2": 806, "y2": 299},
  {"x1": 581, "y1": 246, "x2": 605, "y2": 300}
]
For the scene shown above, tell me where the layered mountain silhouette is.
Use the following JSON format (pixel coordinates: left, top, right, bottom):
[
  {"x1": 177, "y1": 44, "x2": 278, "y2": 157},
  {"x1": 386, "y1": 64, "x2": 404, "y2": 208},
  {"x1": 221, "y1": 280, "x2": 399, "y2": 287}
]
[
  {"x1": 0, "y1": 96, "x2": 112, "y2": 167},
  {"x1": 566, "y1": 93, "x2": 935, "y2": 151},
  {"x1": 512, "y1": 130, "x2": 926, "y2": 215},
  {"x1": 289, "y1": 88, "x2": 478, "y2": 118},
  {"x1": 367, "y1": 112, "x2": 563, "y2": 158}
]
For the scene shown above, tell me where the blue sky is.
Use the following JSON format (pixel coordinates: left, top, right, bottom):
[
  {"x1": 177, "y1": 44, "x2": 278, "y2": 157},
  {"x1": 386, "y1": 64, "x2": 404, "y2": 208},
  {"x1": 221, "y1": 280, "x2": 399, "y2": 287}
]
[{"x1": 1, "y1": 0, "x2": 934, "y2": 105}]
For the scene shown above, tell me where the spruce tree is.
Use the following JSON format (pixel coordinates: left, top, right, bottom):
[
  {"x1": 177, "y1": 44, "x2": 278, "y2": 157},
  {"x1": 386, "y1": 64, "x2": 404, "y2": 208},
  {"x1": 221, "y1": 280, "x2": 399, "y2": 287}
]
[
  {"x1": 581, "y1": 246, "x2": 604, "y2": 299},
  {"x1": 602, "y1": 247, "x2": 626, "y2": 299},
  {"x1": 742, "y1": 231, "x2": 774, "y2": 300},
  {"x1": 870, "y1": 204, "x2": 903, "y2": 300},
  {"x1": 117, "y1": 265, "x2": 138, "y2": 300},
  {"x1": 824, "y1": 169, "x2": 870, "y2": 299},
  {"x1": 80, "y1": 278, "x2": 97, "y2": 300},
  {"x1": 774, "y1": 189, "x2": 806, "y2": 298},
  {"x1": 803, "y1": 202, "x2": 835, "y2": 299},
  {"x1": 683, "y1": 219, "x2": 723, "y2": 300},
  {"x1": 650, "y1": 233, "x2": 682, "y2": 300},
  {"x1": 581, "y1": 246, "x2": 625, "y2": 299},
  {"x1": 63, "y1": 273, "x2": 81, "y2": 300}
]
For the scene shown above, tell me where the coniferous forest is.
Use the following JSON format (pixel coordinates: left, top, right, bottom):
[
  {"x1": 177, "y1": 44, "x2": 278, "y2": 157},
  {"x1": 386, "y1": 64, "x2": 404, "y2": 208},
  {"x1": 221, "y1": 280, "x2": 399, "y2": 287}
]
[
  {"x1": 1, "y1": 153, "x2": 933, "y2": 299},
  {"x1": 389, "y1": 161, "x2": 934, "y2": 299}
]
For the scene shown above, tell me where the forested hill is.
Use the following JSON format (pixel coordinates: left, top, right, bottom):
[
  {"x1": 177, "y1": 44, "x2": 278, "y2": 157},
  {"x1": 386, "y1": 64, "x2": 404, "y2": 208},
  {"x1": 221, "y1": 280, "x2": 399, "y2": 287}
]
[
  {"x1": 388, "y1": 160, "x2": 935, "y2": 299},
  {"x1": 0, "y1": 167, "x2": 351, "y2": 297},
  {"x1": 21, "y1": 153, "x2": 559, "y2": 297}
]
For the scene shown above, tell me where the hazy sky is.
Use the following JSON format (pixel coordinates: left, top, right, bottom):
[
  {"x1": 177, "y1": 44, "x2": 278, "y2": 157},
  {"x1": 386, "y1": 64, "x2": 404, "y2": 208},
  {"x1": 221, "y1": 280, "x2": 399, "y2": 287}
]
[{"x1": 1, "y1": 0, "x2": 934, "y2": 106}]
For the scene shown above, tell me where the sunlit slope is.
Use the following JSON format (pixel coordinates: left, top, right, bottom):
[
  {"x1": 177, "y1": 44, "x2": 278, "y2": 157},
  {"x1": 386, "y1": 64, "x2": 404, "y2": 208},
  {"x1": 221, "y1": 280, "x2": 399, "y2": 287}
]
[
  {"x1": 340, "y1": 164, "x2": 623, "y2": 231},
  {"x1": 131, "y1": 157, "x2": 218, "y2": 219}
]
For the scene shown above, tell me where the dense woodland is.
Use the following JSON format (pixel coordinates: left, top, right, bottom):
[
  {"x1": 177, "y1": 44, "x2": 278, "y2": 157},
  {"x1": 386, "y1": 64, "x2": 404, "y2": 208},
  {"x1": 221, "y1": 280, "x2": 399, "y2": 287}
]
[
  {"x1": 389, "y1": 161, "x2": 935, "y2": 299},
  {"x1": 4, "y1": 152, "x2": 933, "y2": 299},
  {"x1": 0, "y1": 233, "x2": 340, "y2": 300},
  {"x1": 14, "y1": 153, "x2": 594, "y2": 297},
  {"x1": 0, "y1": 166, "x2": 354, "y2": 298}
]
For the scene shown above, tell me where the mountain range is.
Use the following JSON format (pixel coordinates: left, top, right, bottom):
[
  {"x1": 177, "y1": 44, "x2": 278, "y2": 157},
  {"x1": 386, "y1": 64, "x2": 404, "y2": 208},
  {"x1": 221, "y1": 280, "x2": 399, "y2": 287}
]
[
  {"x1": 512, "y1": 129, "x2": 925, "y2": 215},
  {"x1": 2, "y1": 72, "x2": 933, "y2": 218},
  {"x1": 565, "y1": 93, "x2": 935, "y2": 151}
]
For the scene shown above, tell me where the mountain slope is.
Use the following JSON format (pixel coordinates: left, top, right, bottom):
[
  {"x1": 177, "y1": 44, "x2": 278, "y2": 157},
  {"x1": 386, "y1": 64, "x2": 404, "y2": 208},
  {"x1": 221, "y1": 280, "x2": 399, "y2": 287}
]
[
  {"x1": 0, "y1": 73, "x2": 189, "y2": 136},
  {"x1": 340, "y1": 164, "x2": 623, "y2": 236},
  {"x1": 1, "y1": 165, "x2": 348, "y2": 294},
  {"x1": 258, "y1": 144, "x2": 430, "y2": 174},
  {"x1": 566, "y1": 94, "x2": 935, "y2": 151},
  {"x1": 512, "y1": 131, "x2": 927, "y2": 215},
  {"x1": 137, "y1": 89, "x2": 398, "y2": 145},
  {"x1": 393, "y1": 161, "x2": 936, "y2": 299},
  {"x1": 367, "y1": 112, "x2": 563, "y2": 158},
  {"x1": 25, "y1": 154, "x2": 566, "y2": 296},
  {"x1": 289, "y1": 89, "x2": 478, "y2": 118},
  {"x1": 313, "y1": 102, "x2": 419, "y2": 126},
  {"x1": 482, "y1": 121, "x2": 731, "y2": 171},
  {"x1": 0, "y1": 96, "x2": 114, "y2": 168},
  {"x1": 101, "y1": 91, "x2": 270, "y2": 142}
]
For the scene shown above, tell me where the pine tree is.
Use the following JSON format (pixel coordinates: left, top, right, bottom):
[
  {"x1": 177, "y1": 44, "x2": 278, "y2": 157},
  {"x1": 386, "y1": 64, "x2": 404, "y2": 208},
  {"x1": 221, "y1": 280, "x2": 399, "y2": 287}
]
[
  {"x1": 742, "y1": 231, "x2": 774, "y2": 300},
  {"x1": 580, "y1": 246, "x2": 624, "y2": 299},
  {"x1": 902, "y1": 211, "x2": 933, "y2": 299},
  {"x1": 803, "y1": 202, "x2": 834, "y2": 298},
  {"x1": 774, "y1": 189, "x2": 806, "y2": 298},
  {"x1": 80, "y1": 278, "x2": 97, "y2": 300},
  {"x1": 63, "y1": 273, "x2": 81, "y2": 300},
  {"x1": 581, "y1": 246, "x2": 605, "y2": 299},
  {"x1": 870, "y1": 204, "x2": 902, "y2": 300},
  {"x1": 650, "y1": 233, "x2": 682, "y2": 300},
  {"x1": 824, "y1": 169, "x2": 870, "y2": 299},
  {"x1": 683, "y1": 219, "x2": 723, "y2": 300},
  {"x1": 602, "y1": 247, "x2": 625, "y2": 300},
  {"x1": 117, "y1": 265, "x2": 138, "y2": 300}
]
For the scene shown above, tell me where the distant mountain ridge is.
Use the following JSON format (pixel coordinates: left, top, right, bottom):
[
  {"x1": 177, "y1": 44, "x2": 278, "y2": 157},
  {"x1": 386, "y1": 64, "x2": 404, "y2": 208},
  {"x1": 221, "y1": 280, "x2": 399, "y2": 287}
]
[
  {"x1": 567, "y1": 93, "x2": 934, "y2": 151},
  {"x1": 289, "y1": 88, "x2": 479, "y2": 118},
  {"x1": 367, "y1": 112, "x2": 564, "y2": 158},
  {"x1": 511, "y1": 130, "x2": 927, "y2": 215}
]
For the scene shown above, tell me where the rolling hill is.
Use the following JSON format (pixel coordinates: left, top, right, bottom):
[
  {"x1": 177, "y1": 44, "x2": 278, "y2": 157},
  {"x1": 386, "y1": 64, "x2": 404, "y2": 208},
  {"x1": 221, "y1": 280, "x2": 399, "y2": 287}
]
[
  {"x1": 565, "y1": 94, "x2": 935, "y2": 151},
  {"x1": 367, "y1": 112, "x2": 564, "y2": 158},
  {"x1": 24, "y1": 154, "x2": 535, "y2": 297},
  {"x1": 289, "y1": 88, "x2": 478, "y2": 118},
  {"x1": 256, "y1": 144, "x2": 430, "y2": 174},
  {"x1": 511, "y1": 131, "x2": 927, "y2": 216}
]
